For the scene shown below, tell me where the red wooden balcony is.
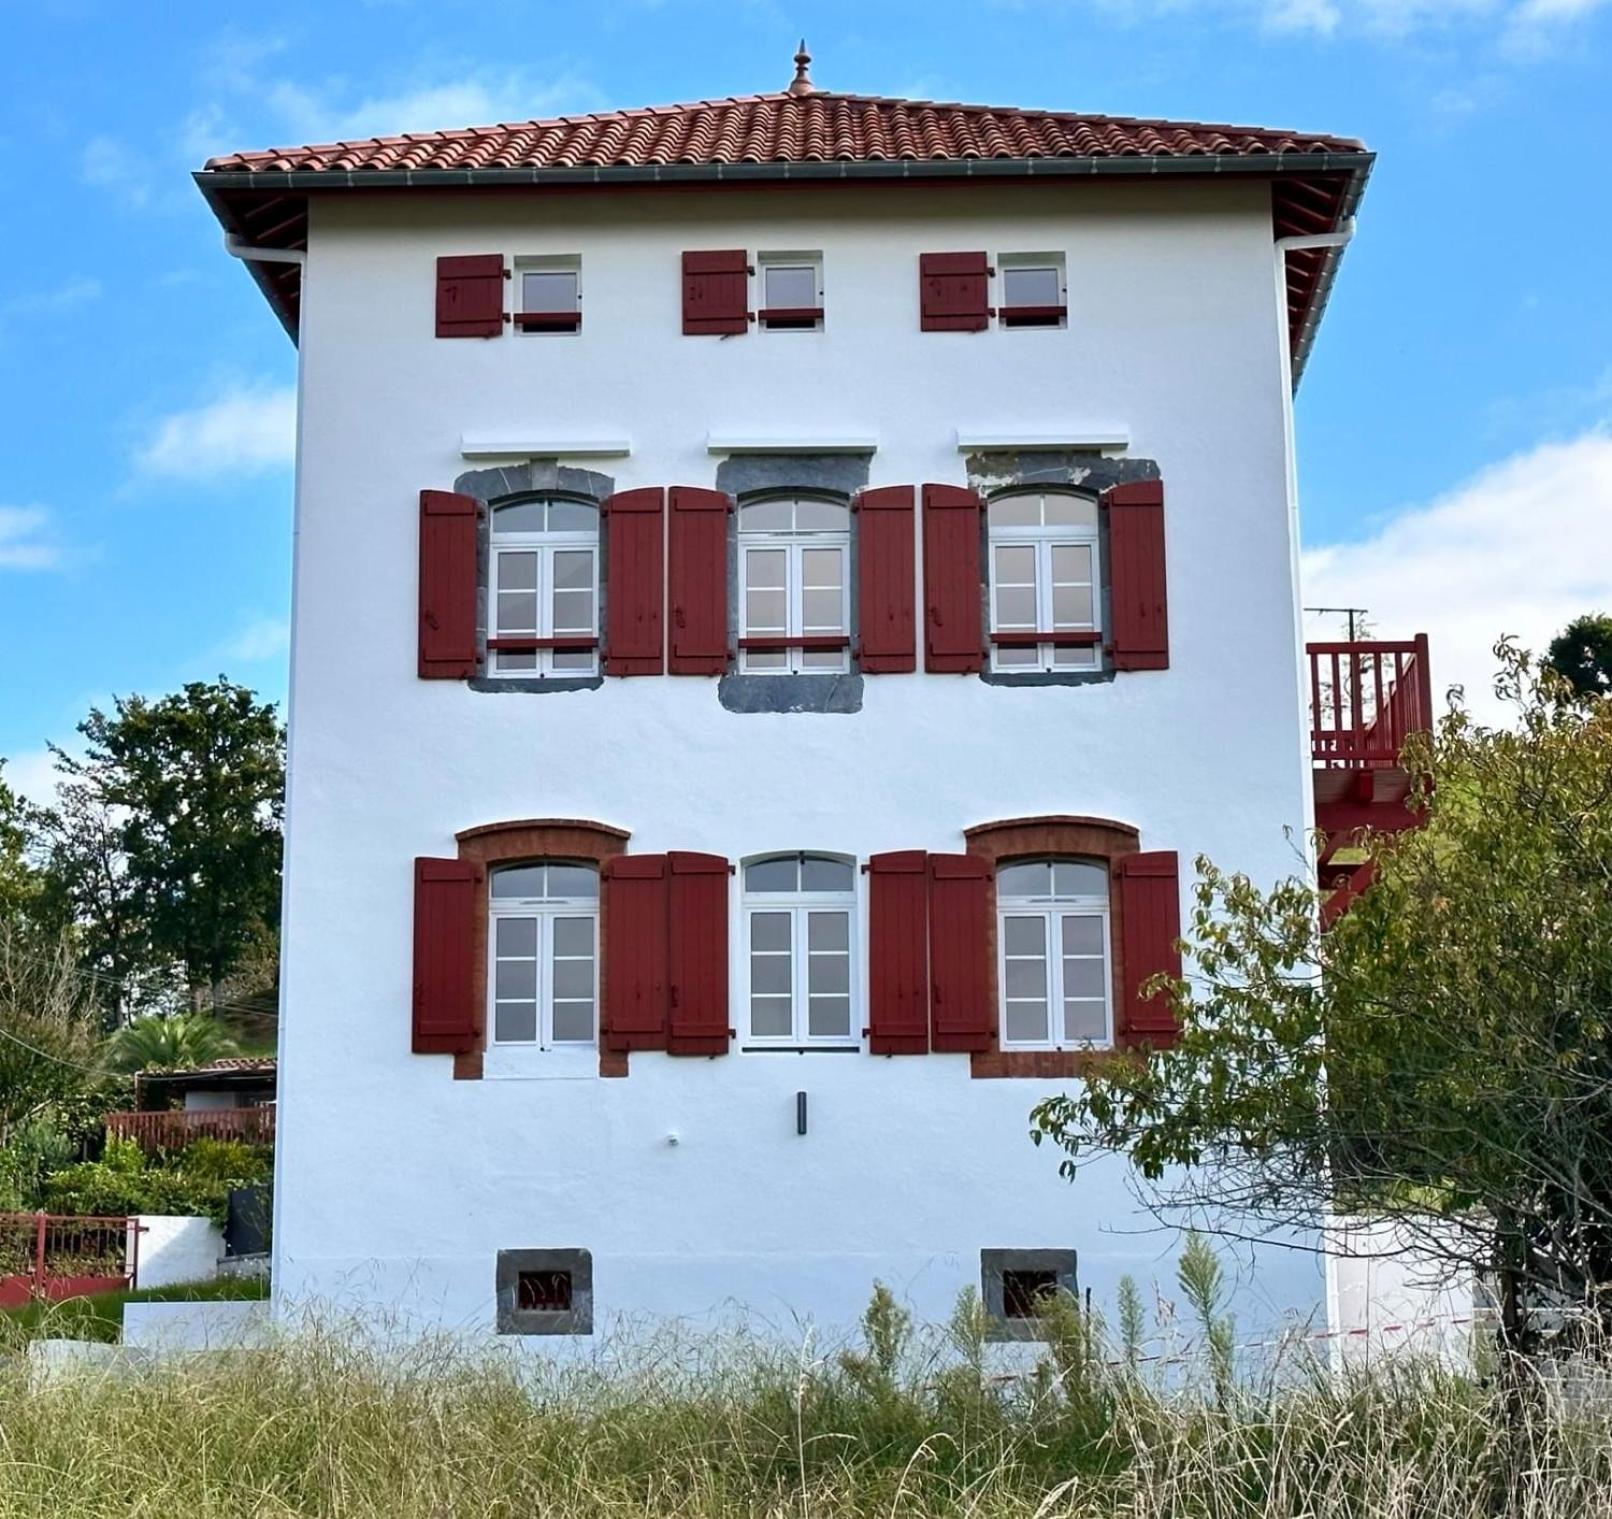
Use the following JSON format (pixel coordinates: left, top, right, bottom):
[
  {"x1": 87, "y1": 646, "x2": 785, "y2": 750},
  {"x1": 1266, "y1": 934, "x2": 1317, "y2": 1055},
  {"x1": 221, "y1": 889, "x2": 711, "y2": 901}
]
[{"x1": 106, "y1": 1106, "x2": 275, "y2": 1152}]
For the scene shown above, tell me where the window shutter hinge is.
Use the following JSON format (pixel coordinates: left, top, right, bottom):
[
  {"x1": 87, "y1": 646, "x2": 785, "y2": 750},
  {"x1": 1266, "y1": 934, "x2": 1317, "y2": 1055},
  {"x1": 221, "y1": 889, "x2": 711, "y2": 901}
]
[{"x1": 503, "y1": 268, "x2": 512, "y2": 279}]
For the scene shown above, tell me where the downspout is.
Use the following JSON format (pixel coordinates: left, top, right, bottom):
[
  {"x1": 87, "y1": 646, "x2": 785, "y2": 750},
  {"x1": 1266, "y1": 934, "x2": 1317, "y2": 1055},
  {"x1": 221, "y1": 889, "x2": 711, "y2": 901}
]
[{"x1": 224, "y1": 233, "x2": 306, "y2": 265}]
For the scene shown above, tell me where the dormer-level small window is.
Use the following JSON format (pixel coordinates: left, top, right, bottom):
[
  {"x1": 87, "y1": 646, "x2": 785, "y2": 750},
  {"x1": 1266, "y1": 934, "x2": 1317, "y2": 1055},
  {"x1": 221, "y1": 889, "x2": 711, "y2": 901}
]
[
  {"x1": 758, "y1": 253, "x2": 824, "y2": 331},
  {"x1": 998, "y1": 254, "x2": 1067, "y2": 329},
  {"x1": 514, "y1": 257, "x2": 581, "y2": 332}
]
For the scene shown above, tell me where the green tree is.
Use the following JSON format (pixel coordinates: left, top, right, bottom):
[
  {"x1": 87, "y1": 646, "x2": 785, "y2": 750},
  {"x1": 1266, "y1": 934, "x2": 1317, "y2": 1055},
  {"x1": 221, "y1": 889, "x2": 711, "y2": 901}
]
[
  {"x1": 0, "y1": 760, "x2": 58, "y2": 940},
  {"x1": 105, "y1": 1011, "x2": 239, "y2": 1074},
  {"x1": 1544, "y1": 612, "x2": 1612, "y2": 703},
  {"x1": 0, "y1": 922, "x2": 109, "y2": 1141},
  {"x1": 55, "y1": 680, "x2": 284, "y2": 1012},
  {"x1": 1032, "y1": 642, "x2": 1612, "y2": 1345}
]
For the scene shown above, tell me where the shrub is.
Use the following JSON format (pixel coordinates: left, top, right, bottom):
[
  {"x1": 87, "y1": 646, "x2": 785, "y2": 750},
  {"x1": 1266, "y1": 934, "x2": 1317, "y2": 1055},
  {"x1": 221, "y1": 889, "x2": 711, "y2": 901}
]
[{"x1": 40, "y1": 1136, "x2": 270, "y2": 1224}]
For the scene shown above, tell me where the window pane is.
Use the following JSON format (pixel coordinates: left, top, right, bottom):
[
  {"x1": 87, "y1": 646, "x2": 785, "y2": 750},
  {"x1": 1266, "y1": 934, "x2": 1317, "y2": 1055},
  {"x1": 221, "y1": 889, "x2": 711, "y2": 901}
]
[
  {"x1": 802, "y1": 589, "x2": 843, "y2": 632},
  {"x1": 551, "y1": 650, "x2": 594, "y2": 673},
  {"x1": 1005, "y1": 957, "x2": 1048, "y2": 999},
  {"x1": 994, "y1": 586, "x2": 1037, "y2": 628},
  {"x1": 748, "y1": 904, "x2": 794, "y2": 943},
  {"x1": 522, "y1": 270, "x2": 577, "y2": 312},
  {"x1": 745, "y1": 649, "x2": 789, "y2": 671},
  {"x1": 495, "y1": 650, "x2": 537, "y2": 673},
  {"x1": 746, "y1": 590, "x2": 787, "y2": 633},
  {"x1": 751, "y1": 996, "x2": 792, "y2": 1038},
  {"x1": 1064, "y1": 1000, "x2": 1108, "y2": 1043},
  {"x1": 552, "y1": 957, "x2": 594, "y2": 1001},
  {"x1": 801, "y1": 548, "x2": 842, "y2": 589},
  {"x1": 1045, "y1": 495, "x2": 1098, "y2": 529},
  {"x1": 745, "y1": 860, "x2": 798, "y2": 894},
  {"x1": 740, "y1": 500, "x2": 793, "y2": 532},
  {"x1": 1005, "y1": 1001, "x2": 1049, "y2": 1044},
  {"x1": 496, "y1": 959, "x2": 537, "y2": 1000},
  {"x1": 745, "y1": 548, "x2": 787, "y2": 587},
  {"x1": 1052, "y1": 585, "x2": 1094, "y2": 627},
  {"x1": 751, "y1": 951, "x2": 792, "y2": 996},
  {"x1": 498, "y1": 592, "x2": 538, "y2": 633},
  {"x1": 808, "y1": 952, "x2": 849, "y2": 996},
  {"x1": 552, "y1": 590, "x2": 594, "y2": 633},
  {"x1": 999, "y1": 865, "x2": 1052, "y2": 900},
  {"x1": 988, "y1": 495, "x2": 1040, "y2": 529},
  {"x1": 993, "y1": 544, "x2": 1036, "y2": 583},
  {"x1": 802, "y1": 648, "x2": 845, "y2": 671},
  {"x1": 495, "y1": 1002, "x2": 537, "y2": 1043},
  {"x1": 765, "y1": 264, "x2": 817, "y2": 308},
  {"x1": 552, "y1": 916, "x2": 594, "y2": 955},
  {"x1": 492, "y1": 866, "x2": 547, "y2": 899},
  {"x1": 493, "y1": 501, "x2": 546, "y2": 534},
  {"x1": 551, "y1": 1002, "x2": 594, "y2": 1042},
  {"x1": 1051, "y1": 542, "x2": 1093, "y2": 580},
  {"x1": 808, "y1": 996, "x2": 851, "y2": 1038},
  {"x1": 806, "y1": 908, "x2": 849, "y2": 949},
  {"x1": 1054, "y1": 864, "x2": 1108, "y2": 900},
  {"x1": 553, "y1": 550, "x2": 592, "y2": 590},
  {"x1": 1063, "y1": 957, "x2": 1106, "y2": 1001},
  {"x1": 803, "y1": 860, "x2": 854, "y2": 895},
  {"x1": 496, "y1": 917, "x2": 538, "y2": 956},
  {"x1": 995, "y1": 646, "x2": 1038, "y2": 669},
  {"x1": 547, "y1": 500, "x2": 597, "y2": 532},
  {"x1": 498, "y1": 552, "x2": 538, "y2": 591},
  {"x1": 795, "y1": 498, "x2": 847, "y2": 531},
  {"x1": 1052, "y1": 645, "x2": 1097, "y2": 671},
  {"x1": 1002, "y1": 912, "x2": 1048, "y2": 952},
  {"x1": 546, "y1": 866, "x2": 599, "y2": 899},
  {"x1": 1060, "y1": 912, "x2": 1106, "y2": 953},
  {"x1": 1003, "y1": 265, "x2": 1060, "y2": 306}
]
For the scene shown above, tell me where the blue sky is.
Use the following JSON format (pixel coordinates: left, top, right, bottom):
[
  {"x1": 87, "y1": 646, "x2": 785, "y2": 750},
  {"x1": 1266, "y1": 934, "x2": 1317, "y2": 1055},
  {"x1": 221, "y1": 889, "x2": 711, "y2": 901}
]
[{"x1": 2, "y1": 0, "x2": 1609, "y2": 798}]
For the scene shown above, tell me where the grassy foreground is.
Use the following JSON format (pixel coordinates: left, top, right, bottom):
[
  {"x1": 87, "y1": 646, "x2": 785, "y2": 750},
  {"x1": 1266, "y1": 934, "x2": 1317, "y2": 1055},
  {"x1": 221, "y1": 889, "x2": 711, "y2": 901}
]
[{"x1": 1, "y1": 1293, "x2": 1610, "y2": 1517}]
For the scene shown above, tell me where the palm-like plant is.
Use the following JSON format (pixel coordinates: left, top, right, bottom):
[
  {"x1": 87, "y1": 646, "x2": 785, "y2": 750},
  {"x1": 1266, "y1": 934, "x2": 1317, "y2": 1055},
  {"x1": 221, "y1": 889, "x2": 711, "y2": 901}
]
[{"x1": 106, "y1": 1012, "x2": 239, "y2": 1074}]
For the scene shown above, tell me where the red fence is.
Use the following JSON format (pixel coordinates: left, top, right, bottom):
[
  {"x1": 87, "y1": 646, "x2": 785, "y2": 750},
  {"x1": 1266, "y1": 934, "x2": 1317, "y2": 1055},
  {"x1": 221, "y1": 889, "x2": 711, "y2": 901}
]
[
  {"x1": 0, "y1": 1212, "x2": 142, "y2": 1308},
  {"x1": 1309, "y1": 635, "x2": 1433, "y2": 768},
  {"x1": 106, "y1": 1106, "x2": 275, "y2": 1152}
]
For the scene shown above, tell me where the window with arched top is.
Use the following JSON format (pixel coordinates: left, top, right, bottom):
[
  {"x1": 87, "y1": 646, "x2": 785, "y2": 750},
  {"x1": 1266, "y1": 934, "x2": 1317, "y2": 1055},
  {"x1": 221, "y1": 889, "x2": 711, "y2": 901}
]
[
  {"x1": 488, "y1": 496, "x2": 600, "y2": 678},
  {"x1": 742, "y1": 852, "x2": 857, "y2": 1045},
  {"x1": 488, "y1": 861, "x2": 599, "y2": 1048},
  {"x1": 737, "y1": 495, "x2": 852, "y2": 675},
  {"x1": 996, "y1": 858, "x2": 1112, "y2": 1050},
  {"x1": 986, "y1": 490, "x2": 1101, "y2": 674}
]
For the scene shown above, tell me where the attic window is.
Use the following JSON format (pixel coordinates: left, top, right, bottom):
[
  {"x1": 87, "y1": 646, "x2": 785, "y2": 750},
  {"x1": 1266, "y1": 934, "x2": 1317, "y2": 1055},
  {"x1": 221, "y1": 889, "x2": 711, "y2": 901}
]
[
  {"x1": 759, "y1": 254, "x2": 824, "y2": 331},
  {"x1": 998, "y1": 255, "x2": 1067, "y2": 329},
  {"x1": 515, "y1": 258, "x2": 581, "y2": 332}
]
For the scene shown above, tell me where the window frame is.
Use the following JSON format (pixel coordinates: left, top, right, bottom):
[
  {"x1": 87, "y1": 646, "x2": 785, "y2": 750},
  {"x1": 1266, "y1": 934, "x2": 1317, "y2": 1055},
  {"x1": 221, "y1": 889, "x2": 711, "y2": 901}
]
[
  {"x1": 757, "y1": 251, "x2": 825, "y2": 332},
  {"x1": 995, "y1": 858, "x2": 1113, "y2": 1052},
  {"x1": 487, "y1": 861, "x2": 600, "y2": 1052},
  {"x1": 488, "y1": 495, "x2": 601, "y2": 680},
  {"x1": 986, "y1": 489, "x2": 1102, "y2": 676},
  {"x1": 737, "y1": 494, "x2": 852, "y2": 675},
  {"x1": 512, "y1": 254, "x2": 582, "y2": 333},
  {"x1": 996, "y1": 252, "x2": 1068, "y2": 329},
  {"x1": 741, "y1": 851, "x2": 860, "y2": 1049}
]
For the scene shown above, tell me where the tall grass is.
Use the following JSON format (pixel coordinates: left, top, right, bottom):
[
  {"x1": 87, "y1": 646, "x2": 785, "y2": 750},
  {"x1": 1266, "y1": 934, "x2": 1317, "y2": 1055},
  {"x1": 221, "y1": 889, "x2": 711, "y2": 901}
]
[{"x1": 1, "y1": 1289, "x2": 1610, "y2": 1517}]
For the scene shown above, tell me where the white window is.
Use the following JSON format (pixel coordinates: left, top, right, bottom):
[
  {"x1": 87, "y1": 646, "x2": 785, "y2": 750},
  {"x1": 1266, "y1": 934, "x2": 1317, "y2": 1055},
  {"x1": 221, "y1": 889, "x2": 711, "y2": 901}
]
[
  {"x1": 737, "y1": 496, "x2": 850, "y2": 674},
  {"x1": 489, "y1": 862, "x2": 598, "y2": 1049},
  {"x1": 986, "y1": 490, "x2": 1100, "y2": 674},
  {"x1": 489, "y1": 497, "x2": 599, "y2": 678},
  {"x1": 514, "y1": 256, "x2": 581, "y2": 332},
  {"x1": 997, "y1": 859, "x2": 1112, "y2": 1050},
  {"x1": 997, "y1": 253, "x2": 1067, "y2": 328},
  {"x1": 758, "y1": 252, "x2": 824, "y2": 331},
  {"x1": 743, "y1": 853, "x2": 857, "y2": 1046}
]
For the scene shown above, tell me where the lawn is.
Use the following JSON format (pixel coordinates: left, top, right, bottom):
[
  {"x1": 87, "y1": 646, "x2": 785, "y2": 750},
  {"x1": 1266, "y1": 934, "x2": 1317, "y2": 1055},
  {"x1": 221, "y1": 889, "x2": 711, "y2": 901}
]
[{"x1": 0, "y1": 1273, "x2": 267, "y2": 1345}]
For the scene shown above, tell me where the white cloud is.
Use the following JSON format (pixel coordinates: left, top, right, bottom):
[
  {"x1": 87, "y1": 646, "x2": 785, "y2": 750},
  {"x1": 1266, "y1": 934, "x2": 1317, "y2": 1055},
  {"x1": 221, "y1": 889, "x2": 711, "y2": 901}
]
[
  {"x1": 0, "y1": 277, "x2": 104, "y2": 320},
  {"x1": 1, "y1": 749, "x2": 62, "y2": 810},
  {"x1": 0, "y1": 506, "x2": 61, "y2": 571},
  {"x1": 80, "y1": 135, "x2": 152, "y2": 208},
  {"x1": 216, "y1": 617, "x2": 290, "y2": 664},
  {"x1": 1302, "y1": 430, "x2": 1612, "y2": 726},
  {"x1": 136, "y1": 383, "x2": 296, "y2": 480}
]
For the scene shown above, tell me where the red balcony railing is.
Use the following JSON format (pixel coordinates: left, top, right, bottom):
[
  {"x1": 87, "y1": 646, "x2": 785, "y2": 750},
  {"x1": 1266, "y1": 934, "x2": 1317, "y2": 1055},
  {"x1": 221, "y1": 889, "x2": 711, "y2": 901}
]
[
  {"x1": 0, "y1": 1212, "x2": 143, "y2": 1308},
  {"x1": 1309, "y1": 635, "x2": 1433, "y2": 769},
  {"x1": 106, "y1": 1106, "x2": 275, "y2": 1152}
]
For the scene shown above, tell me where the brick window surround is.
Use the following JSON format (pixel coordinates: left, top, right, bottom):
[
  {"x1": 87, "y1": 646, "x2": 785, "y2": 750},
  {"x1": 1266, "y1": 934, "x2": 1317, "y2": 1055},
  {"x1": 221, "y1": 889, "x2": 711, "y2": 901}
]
[
  {"x1": 963, "y1": 815, "x2": 1140, "y2": 1079},
  {"x1": 454, "y1": 819, "x2": 630, "y2": 1080}
]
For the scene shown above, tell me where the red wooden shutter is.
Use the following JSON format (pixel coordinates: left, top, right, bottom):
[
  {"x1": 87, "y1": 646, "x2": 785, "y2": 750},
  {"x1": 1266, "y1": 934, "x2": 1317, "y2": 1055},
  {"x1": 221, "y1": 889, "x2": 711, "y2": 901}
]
[
  {"x1": 682, "y1": 250, "x2": 751, "y2": 335},
  {"x1": 928, "y1": 854, "x2": 993, "y2": 1052},
  {"x1": 1115, "y1": 850, "x2": 1183, "y2": 1048},
  {"x1": 922, "y1": 485, "x2": 984, "y2": 673},
  {"x1": 919, "y1": 252, "x2": 990, "y2": 332},
  {"x1": 603, "y1": 488, "x2": 664, "y2": 676},
  {"x1": 412, "y1": 858, "x2": 480, "y2": 1053},
  {"x1": 419, "y1": 490, "x2": 479, "y2": 679},
  {"x1": 602, "y1": 855, "x2": 669, "y2": 1051},
  {"x1": 668, "y1": 487, "x2": 730, "y2": 674},
  {"x1": 856, "y1": 486, "x2": 917, "y2": 674},
  {"x1": 667, "y1": 852, "x2": 731, "y2": 1055},
  {"x1": 1105, "y1": 480, "x2": 1169, "y2": 671},
  {"x1": 436, "y1": 255, "x2": 506, "y2": 338},
  {"x1": 867, "y1": 851, "x2": 930, "y2": 1053}
]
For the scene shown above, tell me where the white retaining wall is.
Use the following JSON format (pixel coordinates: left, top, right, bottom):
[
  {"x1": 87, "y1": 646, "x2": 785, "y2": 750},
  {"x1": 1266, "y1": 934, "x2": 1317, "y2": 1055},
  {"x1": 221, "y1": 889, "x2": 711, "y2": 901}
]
[{"x1": 134, "y1": 1215, "x2": 223, "y2": 1290}]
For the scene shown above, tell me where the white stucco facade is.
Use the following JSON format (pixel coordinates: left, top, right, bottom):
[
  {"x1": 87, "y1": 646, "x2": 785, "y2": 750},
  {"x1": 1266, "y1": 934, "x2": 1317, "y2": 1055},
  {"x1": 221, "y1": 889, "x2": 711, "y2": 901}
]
[{"x1": 271, "y1": 178, "x2": 1322, "y2": 1344}]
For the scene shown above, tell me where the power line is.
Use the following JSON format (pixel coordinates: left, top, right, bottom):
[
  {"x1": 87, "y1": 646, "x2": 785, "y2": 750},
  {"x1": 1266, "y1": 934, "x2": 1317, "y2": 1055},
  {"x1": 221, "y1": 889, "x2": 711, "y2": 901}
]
[{"x1": 0, "y1": 1022, "x2": 132, "y2": 1082}]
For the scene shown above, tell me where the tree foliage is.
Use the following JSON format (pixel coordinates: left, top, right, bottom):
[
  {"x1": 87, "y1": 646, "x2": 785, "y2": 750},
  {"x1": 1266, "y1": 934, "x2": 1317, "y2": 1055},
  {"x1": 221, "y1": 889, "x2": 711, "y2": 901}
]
[
  {"x1": 106, "y1": 1010, "x2": 240, "y2": 1074},
  {"x1": 0, "y1": 921, "x2": 109, "y2": 1140},
  {"x1": 1544, "y1": 612, "x2": 1612, "y2": 704},
  {"x1": 1033, "y1": 642, "x2": 1612, "y2": 1339}
]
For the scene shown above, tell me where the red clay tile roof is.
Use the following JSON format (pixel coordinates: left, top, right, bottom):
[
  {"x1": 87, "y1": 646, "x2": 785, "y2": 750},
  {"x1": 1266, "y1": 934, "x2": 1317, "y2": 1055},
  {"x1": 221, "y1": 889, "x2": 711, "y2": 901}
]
[
  {"x1": 203, "y1": 90, "x2": 1364, "y2": 175},
  {"x1": 142, "y1": 1056, "x2": 277, "y2": 1079}
]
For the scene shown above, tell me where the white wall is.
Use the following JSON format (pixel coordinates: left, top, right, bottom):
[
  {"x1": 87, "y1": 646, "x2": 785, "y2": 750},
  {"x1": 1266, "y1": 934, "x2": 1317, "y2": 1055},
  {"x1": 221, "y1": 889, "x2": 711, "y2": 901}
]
[
  {"x1": 135, "y1": 1215, "x2": 223, "y2": 1290},
  {"x1": 123, "y1": 1300, "x2": 271, "y2": 1353},
  {"x1": 183, "y1": 1090, "x2": 238, "y2": 1112},
  {"x1": 274, "y1": 180, "x2": 1319, "y2": 1342}
]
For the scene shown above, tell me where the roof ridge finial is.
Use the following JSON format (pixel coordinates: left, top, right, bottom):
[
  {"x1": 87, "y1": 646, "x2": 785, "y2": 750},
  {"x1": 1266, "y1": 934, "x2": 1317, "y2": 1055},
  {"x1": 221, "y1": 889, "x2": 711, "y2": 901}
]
[{"x1": 788, "y1": 39, "x2": 815, "y2": 96}]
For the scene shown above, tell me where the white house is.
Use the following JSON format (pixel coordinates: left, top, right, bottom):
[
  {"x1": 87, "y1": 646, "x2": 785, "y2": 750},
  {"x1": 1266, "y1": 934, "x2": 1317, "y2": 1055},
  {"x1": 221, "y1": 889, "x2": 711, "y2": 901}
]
[{"x1": 197, "y1": 52, "x2": 1424, "y2": 1344}]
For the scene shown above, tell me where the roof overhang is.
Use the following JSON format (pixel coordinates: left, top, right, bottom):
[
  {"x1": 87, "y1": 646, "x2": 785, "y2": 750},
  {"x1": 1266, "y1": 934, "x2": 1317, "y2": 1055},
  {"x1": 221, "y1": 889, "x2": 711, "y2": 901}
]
[{"x1": 196, "y1": 148, "x2": 1373, "y2": 381}]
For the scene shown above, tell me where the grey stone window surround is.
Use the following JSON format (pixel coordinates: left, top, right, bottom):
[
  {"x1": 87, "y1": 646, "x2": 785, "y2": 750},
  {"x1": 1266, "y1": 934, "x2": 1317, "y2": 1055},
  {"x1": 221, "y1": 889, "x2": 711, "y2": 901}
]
[
  {"x1": 455, "y1": 462, "x2": 616, "y2": 695},
  {"x1": 964, "y1": 451, "x2": 1161, "y2": 690},
  {"x1": 495, "y1": 1246, "x2": 594, "y2": 1335},
  {"x1": 715, "y1": 452, "x2": 872, "y2": 715},
  {"x1": 980, "y1": 1247, "x2": 1079, "y2": 1341}
]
